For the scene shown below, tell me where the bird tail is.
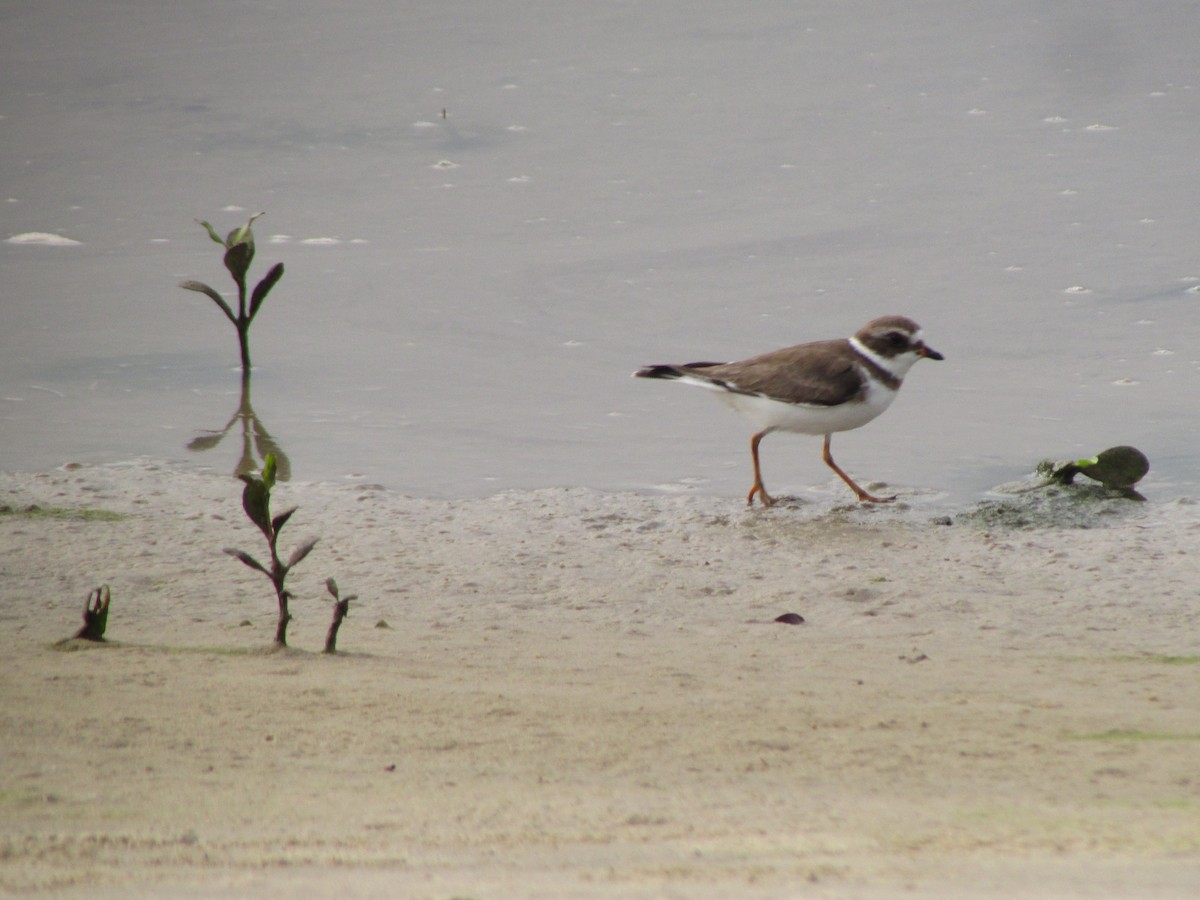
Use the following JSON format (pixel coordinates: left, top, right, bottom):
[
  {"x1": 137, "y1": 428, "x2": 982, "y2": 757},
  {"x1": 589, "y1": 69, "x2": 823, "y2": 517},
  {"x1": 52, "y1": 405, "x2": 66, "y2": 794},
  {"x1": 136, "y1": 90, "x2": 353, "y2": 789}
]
[
  {"x1": 632, "y1": 364, "x2": 684, "y2": 380},
  {"x1": 632, "y1": 361, "x2": 724, "y2": 380}
]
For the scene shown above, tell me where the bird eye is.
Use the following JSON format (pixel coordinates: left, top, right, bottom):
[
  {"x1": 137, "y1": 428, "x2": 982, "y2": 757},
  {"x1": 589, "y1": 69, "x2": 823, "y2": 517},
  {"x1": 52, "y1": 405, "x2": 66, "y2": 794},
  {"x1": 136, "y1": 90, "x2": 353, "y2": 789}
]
[{"x1": 885, "y1": 331, "x2": 907, "y2": 348}]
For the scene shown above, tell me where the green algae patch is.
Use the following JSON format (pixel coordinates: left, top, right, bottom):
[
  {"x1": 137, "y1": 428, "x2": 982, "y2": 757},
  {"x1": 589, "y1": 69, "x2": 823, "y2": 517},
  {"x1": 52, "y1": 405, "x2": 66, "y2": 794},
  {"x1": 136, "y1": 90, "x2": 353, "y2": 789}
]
[
  {"x1": 0, "y1": 503, "x2": 127, "y2": 522},
  {"x1": 1109, "y1": 654, "x2": 1200, "y2": 666},
  {"x1": 959, "y1": 485, "x2": 1140, "y2": 530},
  {"x1": 1066, "y1": 729, "x2": 1200, "y2": 742}
]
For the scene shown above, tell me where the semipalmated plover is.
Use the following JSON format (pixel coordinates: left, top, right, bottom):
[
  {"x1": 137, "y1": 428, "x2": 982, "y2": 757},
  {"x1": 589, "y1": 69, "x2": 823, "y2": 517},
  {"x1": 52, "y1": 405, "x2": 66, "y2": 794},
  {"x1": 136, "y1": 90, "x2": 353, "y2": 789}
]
[{"x1": 634, "y1": 315, "x2": 943, "y2": 506}]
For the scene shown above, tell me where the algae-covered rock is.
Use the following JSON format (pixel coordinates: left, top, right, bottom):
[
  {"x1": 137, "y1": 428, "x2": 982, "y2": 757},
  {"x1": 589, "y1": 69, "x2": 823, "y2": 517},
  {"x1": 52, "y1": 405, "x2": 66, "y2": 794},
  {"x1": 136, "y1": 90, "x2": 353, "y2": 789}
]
[
  {"x1": 961, "y1": 447, "x2": 1150, "y2": 529},
  {"x1": 1045, "y1": 446, "x2": 1149, "y2": 500}
]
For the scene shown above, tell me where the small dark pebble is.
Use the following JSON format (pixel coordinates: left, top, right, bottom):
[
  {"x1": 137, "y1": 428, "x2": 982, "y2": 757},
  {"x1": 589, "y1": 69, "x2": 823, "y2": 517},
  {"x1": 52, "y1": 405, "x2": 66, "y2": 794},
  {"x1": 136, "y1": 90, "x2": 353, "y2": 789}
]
[
  {"x1": 384, "y1": 764, "x2": 397, "y2": 772},
  {"x1": 774, "y1": 612, "x2": 806, "y2": 625},
  {"x1": 375, "y1": 620, "x2": 391, "y2": 629}
]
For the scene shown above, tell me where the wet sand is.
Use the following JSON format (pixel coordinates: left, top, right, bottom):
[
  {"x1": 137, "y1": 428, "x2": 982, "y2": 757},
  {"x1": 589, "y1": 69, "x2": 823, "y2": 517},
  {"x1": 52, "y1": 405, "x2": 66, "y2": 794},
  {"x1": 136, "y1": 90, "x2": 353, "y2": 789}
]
[{"x1": 2, "y1": 461, "x2": 1199, "y2": 897}]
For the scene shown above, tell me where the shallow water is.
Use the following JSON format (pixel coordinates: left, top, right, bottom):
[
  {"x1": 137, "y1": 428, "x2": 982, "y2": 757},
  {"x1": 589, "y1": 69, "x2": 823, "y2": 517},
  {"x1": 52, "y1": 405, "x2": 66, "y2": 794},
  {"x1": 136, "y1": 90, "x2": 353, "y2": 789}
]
[{"x1": 3, "y1": 1, "x2": 1198, "y2": 507}]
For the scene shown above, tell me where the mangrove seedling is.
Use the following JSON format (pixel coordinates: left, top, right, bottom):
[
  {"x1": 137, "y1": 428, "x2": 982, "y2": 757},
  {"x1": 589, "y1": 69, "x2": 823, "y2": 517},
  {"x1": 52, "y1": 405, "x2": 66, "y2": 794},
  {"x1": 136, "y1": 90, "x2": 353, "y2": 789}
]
[
  {"x1": 323, "y1": 578, "x2": 357, "y2": 654},
  {"x1": 224, "y1": 454, "x2": 318, "y2": 646},
  {"x1": 179, "y1": 212, "x2": 284, "y2": 372},
  {"x1": 75, "y1": 585, "x2": 111, "y2": 641}
]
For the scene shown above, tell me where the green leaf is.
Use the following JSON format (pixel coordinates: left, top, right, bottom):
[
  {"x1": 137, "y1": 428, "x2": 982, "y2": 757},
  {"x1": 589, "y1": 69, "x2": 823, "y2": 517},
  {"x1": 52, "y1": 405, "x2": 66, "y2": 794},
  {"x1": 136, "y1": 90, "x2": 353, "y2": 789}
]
[
  {"x1": 223, "y1": 241, "x2": 254, "y2": 288},
  {"x1": 325, "y1": 577, "x2": 339, "y2": 599},
  {"x1": 224, "y1": 547, "x2": 269, "y2": 575},
  {"x1": 238, "y1": 476, "x2": 272, "y2": 538},
  {"x1": 196, "y1": 219, "x2": 226, "y2": 246},
  {"x1": 225, "y1": 212, "x2": 264, "y2": 249},
  {"x1": 179, "y1": 279, "x2": 237, "y2": 325},
  {"x1": 272, "y1": 505, "x2": 297, "y2": 534},
  {"x1": 287, "y1": 537, "x2": 319, "y2": 569},
  {"x1": 262, "y1": 454, "x2": 277, "y2": 489},
  {"x1": 248, "y1": 262, "x2": 284, "y2": 322}
]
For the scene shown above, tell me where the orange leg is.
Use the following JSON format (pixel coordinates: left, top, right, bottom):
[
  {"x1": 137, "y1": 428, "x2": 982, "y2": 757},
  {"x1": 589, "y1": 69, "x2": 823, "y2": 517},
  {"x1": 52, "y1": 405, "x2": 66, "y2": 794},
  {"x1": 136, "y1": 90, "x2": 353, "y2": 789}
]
[
  {"x1": 747, "y1": 430, "x2": 776, "y2": 507},
  {"x1": 822, "y1": 433, "x2": 895, "y2": 503}
]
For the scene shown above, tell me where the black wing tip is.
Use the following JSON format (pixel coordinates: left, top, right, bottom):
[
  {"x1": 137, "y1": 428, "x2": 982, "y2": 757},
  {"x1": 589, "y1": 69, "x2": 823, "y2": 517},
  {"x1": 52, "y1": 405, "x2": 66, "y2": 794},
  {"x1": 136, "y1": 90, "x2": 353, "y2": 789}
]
[{"x1": 633, "y1": 364, "x2": 682, "y2": 380}]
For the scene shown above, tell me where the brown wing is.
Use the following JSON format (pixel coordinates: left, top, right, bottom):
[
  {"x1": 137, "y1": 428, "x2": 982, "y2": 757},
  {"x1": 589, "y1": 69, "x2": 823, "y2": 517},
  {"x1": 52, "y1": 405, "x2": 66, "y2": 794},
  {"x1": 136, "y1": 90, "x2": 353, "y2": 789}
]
[{"x1": 680, "y1": 339, "x2": 866, "y2": 407}]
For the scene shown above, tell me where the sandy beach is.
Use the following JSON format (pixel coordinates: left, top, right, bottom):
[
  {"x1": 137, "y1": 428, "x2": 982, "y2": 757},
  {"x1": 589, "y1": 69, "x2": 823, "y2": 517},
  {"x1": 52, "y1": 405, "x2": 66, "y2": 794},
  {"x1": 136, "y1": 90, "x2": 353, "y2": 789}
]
[{"x1": 2, "y1": 460, "x2": 1199, "y2": 898}]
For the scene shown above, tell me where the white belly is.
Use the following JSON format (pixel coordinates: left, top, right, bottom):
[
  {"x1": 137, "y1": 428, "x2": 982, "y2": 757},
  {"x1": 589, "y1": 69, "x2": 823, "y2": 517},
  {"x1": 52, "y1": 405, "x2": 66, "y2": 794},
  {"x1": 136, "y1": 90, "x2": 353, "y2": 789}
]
[{"x1": 715, "y1": 381, "x2": 897, "y2": 434}]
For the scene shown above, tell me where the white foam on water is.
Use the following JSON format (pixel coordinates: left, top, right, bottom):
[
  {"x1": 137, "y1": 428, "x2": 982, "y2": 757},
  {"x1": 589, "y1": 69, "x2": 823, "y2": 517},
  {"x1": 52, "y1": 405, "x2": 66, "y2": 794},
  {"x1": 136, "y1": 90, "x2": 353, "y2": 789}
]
[{"x1": 6, "y1": 232, "x2": 82, "y2": 246}]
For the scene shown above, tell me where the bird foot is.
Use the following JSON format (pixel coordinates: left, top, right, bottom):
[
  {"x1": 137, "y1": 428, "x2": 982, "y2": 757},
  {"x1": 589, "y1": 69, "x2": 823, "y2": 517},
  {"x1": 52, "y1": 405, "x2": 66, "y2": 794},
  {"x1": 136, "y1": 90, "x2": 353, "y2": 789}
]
[
  {"x1": 856, "y1": 491, "x2": 897, "y2": 504},
  {"x1": 747, "y1": 484, "x2": 776, "y2": 507},
  {"x1": 748, "y1": 487, "x2": 808, "y2": 508}
]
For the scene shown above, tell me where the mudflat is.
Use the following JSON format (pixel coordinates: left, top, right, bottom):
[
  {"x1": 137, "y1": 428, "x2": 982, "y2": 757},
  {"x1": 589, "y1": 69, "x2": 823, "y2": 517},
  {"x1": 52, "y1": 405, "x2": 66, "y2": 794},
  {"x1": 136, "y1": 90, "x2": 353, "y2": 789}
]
[{"x1": 2, "y1": 461, "x2": 1198, "y2": 898}]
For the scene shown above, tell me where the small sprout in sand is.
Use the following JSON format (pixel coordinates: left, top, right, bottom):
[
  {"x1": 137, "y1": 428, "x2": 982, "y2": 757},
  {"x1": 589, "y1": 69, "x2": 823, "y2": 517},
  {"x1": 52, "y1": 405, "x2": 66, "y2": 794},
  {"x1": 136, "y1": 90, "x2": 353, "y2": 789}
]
[
  {"x1": 1045, "y1": 445, "x2": 1149, "y2": 500},
  {"x1": 224, "y1": 454, "x2": 319, "y2": 647},
  {"x1": 323, "y1": 577, "x2": 357, "y2": 654},
  {"x1": 73, "y1": 585, "x2": 111, "y2": 642},
  {"x1": 179, "y1": 212, "x2": 284, "y2": 372}
]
